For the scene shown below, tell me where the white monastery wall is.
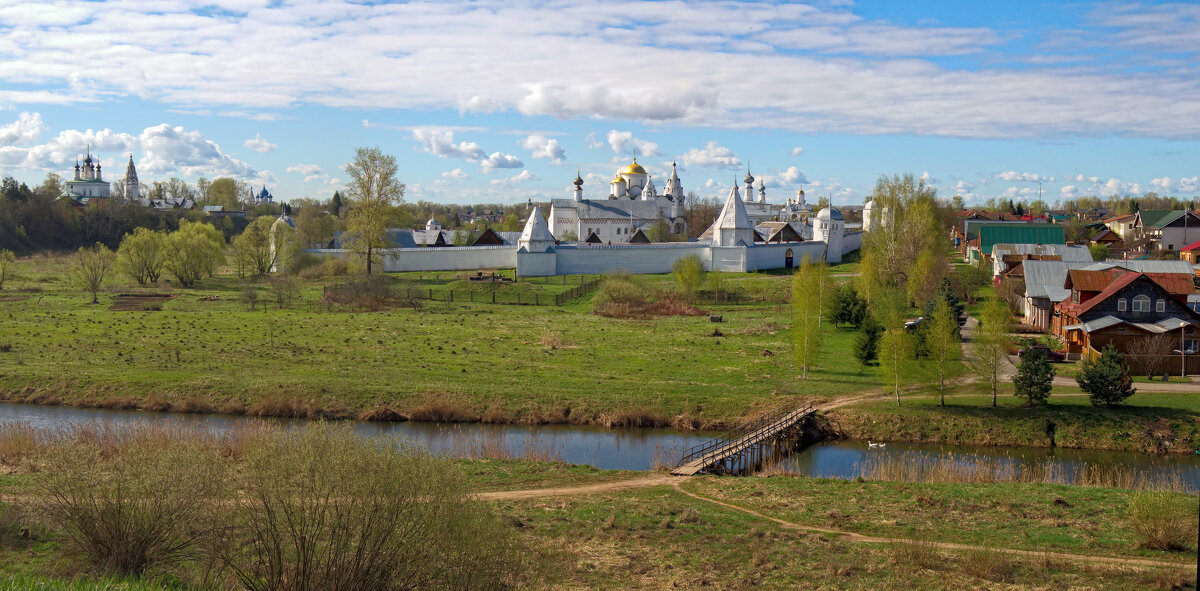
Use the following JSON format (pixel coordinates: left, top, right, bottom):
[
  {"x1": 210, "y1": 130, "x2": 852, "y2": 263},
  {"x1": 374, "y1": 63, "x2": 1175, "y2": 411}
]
[
  {"x1": 840, "y1": 231, "x2": 864, "y2": 257},
  {"x1": 550, "y1": 243, "x2": 713, "y2": 276},
  {"x1": 382, "y1": 246, "x2": 517, "y2": 272}
]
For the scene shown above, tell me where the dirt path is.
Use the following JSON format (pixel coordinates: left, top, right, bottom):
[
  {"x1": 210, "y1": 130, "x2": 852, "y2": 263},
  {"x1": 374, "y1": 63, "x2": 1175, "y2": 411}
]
[{"x1": 476, "y1": 474, "x2": 1192, "y2": 571}]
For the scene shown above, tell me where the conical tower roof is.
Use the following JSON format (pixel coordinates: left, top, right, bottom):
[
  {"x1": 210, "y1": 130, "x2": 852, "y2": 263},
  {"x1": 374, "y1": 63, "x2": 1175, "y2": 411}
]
[
  {"x1": 715, "y1": 183, "x2": 752, "y2": 231},
  {"x1": 519, "y1": 205, "x2": 555, "y2": 244}
]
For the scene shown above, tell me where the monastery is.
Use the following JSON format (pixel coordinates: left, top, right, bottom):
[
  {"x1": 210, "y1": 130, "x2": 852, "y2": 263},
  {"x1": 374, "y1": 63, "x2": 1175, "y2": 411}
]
[{"x1": 309, "y1": 161, "x2": 862, "y2": 277}]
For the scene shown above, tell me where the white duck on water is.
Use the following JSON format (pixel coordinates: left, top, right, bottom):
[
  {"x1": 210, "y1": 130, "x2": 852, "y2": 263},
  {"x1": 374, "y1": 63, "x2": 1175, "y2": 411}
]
[{"x1": 868, "y1": 441, "x2": 886, "y2": 448}]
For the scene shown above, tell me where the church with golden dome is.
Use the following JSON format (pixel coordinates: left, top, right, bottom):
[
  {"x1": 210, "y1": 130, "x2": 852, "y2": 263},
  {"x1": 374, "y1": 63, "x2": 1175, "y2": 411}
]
[{"x1": 548, "y1": 159, "x2": 688, "y2": 243}]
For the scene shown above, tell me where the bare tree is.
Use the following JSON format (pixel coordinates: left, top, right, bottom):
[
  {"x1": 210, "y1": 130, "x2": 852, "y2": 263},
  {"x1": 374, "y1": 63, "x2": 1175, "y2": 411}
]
[
  {"x1": 1126, "y1": 334, "x2": 1174, "y2": 380},
  {"x1": 71, "y1": 243, "x2": 116, "y2": 303}
]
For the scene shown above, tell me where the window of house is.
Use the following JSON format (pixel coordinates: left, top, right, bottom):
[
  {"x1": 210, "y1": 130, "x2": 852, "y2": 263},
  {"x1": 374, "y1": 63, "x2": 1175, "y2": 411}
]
[
  {"x1": 1117, "y1": 298, "x2": 1127, "y2": 312},
  {"x1": 1132, "y1": 295, "x2": 1150, "y2": 312},
  {"x1": 1156, "y1": 299, "x2": 1166, "y2": 313}
]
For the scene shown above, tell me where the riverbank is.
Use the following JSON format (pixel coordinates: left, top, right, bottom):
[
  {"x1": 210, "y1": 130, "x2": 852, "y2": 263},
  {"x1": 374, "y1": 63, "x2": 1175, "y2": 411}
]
[
  {"x1": 829, "y1": 391, "x2": 1200, "y2": 455},
  {"x1": 1, "y1": 445, "x2": 1194, "y2": 590}
]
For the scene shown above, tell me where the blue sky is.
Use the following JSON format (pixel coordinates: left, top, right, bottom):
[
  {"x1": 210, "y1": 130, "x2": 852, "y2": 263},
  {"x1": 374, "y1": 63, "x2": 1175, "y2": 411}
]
[{"x1": 0, "y1": 0, "x2": 1198, "y2": 206}]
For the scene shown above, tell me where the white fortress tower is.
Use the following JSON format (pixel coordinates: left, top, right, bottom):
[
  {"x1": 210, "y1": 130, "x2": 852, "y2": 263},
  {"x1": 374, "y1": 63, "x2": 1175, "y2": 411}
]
[
  {"x1": 863, "y1": 199, "x2": 876, "y2": 231},
  {"x1": 712, "y1": 182, "x2": 756, "y2": 247},
  {"x1": 813, "y1": 206, "x2": 845, "y2": 263}
]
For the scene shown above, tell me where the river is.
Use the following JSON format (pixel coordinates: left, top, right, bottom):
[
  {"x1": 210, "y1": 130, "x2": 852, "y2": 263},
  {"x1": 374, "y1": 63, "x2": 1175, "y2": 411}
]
[{"x1": 3, "y1": 402, "x2": 1199, "y2": 487}]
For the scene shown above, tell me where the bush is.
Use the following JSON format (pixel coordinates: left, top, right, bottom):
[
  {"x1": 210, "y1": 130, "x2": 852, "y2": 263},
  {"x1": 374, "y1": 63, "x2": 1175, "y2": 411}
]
[
  {"x1": 592, "y1": 271, "x2": 647, "y2": 316},
  {"x1": 218, "y1": 424, "x2": 529, "y2": 591},
  {"x1": 322, "y1": 256, "x2": 349, "y2": 277},
  {"x1": 1127, "y1": 491, "x2": 1193, "y2": 551},
  {"x1": 32, "y1": 436, "x2": 226, "y2": 576},
  {"x1": 671, "y1": 255, "x2": 705, "y2": 302}
]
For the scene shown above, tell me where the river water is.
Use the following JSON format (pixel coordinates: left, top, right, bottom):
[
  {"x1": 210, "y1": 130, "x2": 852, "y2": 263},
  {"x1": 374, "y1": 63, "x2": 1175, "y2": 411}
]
[{"x1": 4, "y1": 402, "x2": 1199, "y2": 487}]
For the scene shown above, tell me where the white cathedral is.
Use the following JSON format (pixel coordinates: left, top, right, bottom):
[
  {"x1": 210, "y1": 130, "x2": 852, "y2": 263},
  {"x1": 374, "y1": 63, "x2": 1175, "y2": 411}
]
[{"x1": 60, "y1": 149, "x2": 140, "y2": 206}]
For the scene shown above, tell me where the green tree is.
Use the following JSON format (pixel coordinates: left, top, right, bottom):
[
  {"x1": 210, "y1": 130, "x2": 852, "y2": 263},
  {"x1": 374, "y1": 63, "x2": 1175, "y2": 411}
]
[
  {"x1": 116, "y1": 228, "x2": 168, "y2": 285},
  {"x1": 230, "y1": 216, "x2": 278, "y2": 278},
  {"x1": 0, "y1": 249, "x2": 13, "y2": 290},
  {"x1": 951, "y1": 195, "x2": 965, "y2": 211},
  {"x1": 792, "y1": 257, "x2": 829, "y2": 379},
  {"x1": 1014, "y1": 348, "x2": 1054, "y2": 406},
  {"x1": 1077, "y1": 343, "x2": 1136, "y2": 407},
  {"x1": 71, "y1": 243, "x2": 116, "y2": 303},
  {"x1": 37, "y1": 172, "x2": 63, "y2": 199},
  {"x1": 166, "y1": 220, "x2": 225, "y2": 287},
  {"x1": 970, "y1": 297, "x2": 1011, "y2": 407},
  {"x1": 924, "y1": 297, "x2": 963, "y2": 406},
  {"x1": 672, "y1": 254, "x2": 705, "y2": 302},
  {"x1": 828, "y1": 283, "x2": 866, "y2": 328},
  {"x1": 1088, "y1": 243, "x2": 1109, "y2": 261},
  {"x1": 852, "y1": 314, "x2": 881, "y2": 370},
  {"x1": 205, "y1": 177, "x2": 243, "y2": 210},
  {"x1": 343, "y1": 147, "x2": 405, "y2": 275},
  {"x1": 878, "y1": 327, "x2": 911, "y2": 406}
]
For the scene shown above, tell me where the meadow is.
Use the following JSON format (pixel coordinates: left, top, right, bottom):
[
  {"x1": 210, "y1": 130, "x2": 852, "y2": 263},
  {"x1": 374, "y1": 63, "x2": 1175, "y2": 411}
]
[{"x1": 0, "y1": 254, "x2": 877, "y2": 429}]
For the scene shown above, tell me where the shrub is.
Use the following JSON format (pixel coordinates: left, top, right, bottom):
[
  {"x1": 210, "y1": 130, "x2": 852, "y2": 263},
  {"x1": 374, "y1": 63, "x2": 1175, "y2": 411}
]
[
  {"x1": 671, "y1": 255, "x2": 705, "y2": 302},
  {"x1": 1127, "y1": 491, "x2": 1193, "y2": 551},
  {"x1": 219, "y1": 424, "x2": 529, "y2": 590},
  {"x1": 322, "y1": 256, "x2": 349, "y2": 277},
  {"x1": 32, "y1": 436, "x2": 226, "y2": 576}
]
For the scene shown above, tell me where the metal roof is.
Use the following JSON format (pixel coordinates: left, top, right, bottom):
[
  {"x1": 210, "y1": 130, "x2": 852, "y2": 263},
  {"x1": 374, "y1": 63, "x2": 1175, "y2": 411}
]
[
  {"x1": 992, "y1": 243, "x2": 1092, "y2": 262},
  {"x1": 1084, "y1": 259, "x2": 1194, "y2": 274},
  {"x1": 979, "y1": 225, "x2": 1065, "y2": 253},
  {"x1": 1022, "y1": 260, "x2": 1094, "y2": 301}
]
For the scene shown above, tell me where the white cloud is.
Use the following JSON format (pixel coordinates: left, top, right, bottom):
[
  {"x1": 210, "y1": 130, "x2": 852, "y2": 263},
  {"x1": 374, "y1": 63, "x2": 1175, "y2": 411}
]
[
  {"x1": 920, "y1": 171, "x2": 938, "y2": 185},
  {"x1": 779, "y1": 166, "x2": 807, "y2": 184},
  {"x1": 1101, "y1": 178, "x2": 1143, "y2": 196},
  {"x1": 1150, "y1": 176, "x2": 1200, "y2": 194},
  {"x1": 287, "y1": 163, "x2": 321, "y2": 176},
  {"x1": 1074, "y1": 174, "x2": 1100, "y2": 184},
  {"x1": 996, "y1": 170, "x2": 1054, "y2": 183},
  {"x1": 789, "y1": 147, "x2": 804, "y2": 157},
  {"x1": 584, "y1": 133, "x2": 604, "y2": 150},
  {"x1": 0, "y1": 123, "x2": 257, "y2": 180},
  {"x1": 411, "y1": 129, "x2": 486, "y2": 161},
  {"x1": 490, "y1": 169, "x2": 539, "y2": 185},
  {"x1": 606, "y1": 130, "x2": 659, "y2": 157},
  {"x1": 480, "y1": 152, "x2": 523, "y2": 173},
  {"x1": 243, "y1": 133, "x2": 277, "y2": 153},
  {"x1": 519, "y1": 134, "x2": 565, "y2": 164},
  {"x1": 681, "y1": 141, "x2": 741, "y2": 170},
  {"x1": 441, "y1": 168, "x2": 468, "y2": 180},
  {"x1": 519, "y1": 84, "x2": 715, "y2": 121},
  {"x1": 1059, "y1": 185, "x2": 1078, "y2": 198},
  {"x1": 0, "y1": 112, "x2": 44, "y2": 146}
]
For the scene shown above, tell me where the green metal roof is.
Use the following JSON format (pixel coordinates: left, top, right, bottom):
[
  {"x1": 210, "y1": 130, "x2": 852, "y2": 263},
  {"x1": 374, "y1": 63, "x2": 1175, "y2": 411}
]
[
  {"x1": 1136, "y1": 210, "x2": 1183, "y2": 229},
  {"x1": 963, "y1": 220, "x2": 1026, "y2": 241},
  {"x1": 979, "y1": 225, "x2": 1065, "y2": 253}
]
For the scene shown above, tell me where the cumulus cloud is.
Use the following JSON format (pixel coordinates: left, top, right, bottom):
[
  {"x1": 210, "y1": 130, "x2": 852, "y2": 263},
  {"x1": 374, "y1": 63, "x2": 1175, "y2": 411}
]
[
  {"x1": 920, "y1": 171, "x2": 939, "y2": 185},
  {"x1": 490, "y1": 169, "x2": 539, "y2": 185},
  {"x1": 519, "y1": 134, "x2": 565, "y2": 164},
  {"x1": 480, "y1": 152, "x2": 523, "y2": 173},
  {"x1": 1060, "y1": 185, "x2": 1078, "y2": 198},
  {"x1": 681, "y1": 141, "x2": 741, "y2": 170},
  {"x1": 441, "y1": 168, "x2": 468, "y2": 180},
  {"x1": 1151, "y1": 176, "x2": 1200, "y2": 194},
  {"x1": 412, "y1": 129, "x2": 486, "y2": 161},
  {"x1": 996, "y1": 170, "x2": 1053, "y2": 183},
  {"x1": 789, "y1": 147, "x2": 804, "y2": 157},
  {"x1": 287, "y1": 163, "x2": 321, "y2": 176},
  {"x1": 0, "y1": 112, "x2": 45, "y2": 146},
  {"x1": 606, "y1": 130, "x2": 659, "y2": 157},
  {"x1": 243, "y1": 133, "x2": 276, "y2": 153},
  {"x1": 1101, "y1": 178, "x2": 1143, "y2": 196},
  {"x1": 518, "y1": 84, "x2": 715, "y2": 121},
  {"x1": 0, "y1": 122, "x2": 257, "y2": 180},
  {"x1": 1075, "y1": 174, "x2": 1100, "y2": 184},
  {"x1": 584, "y1": 133, "x2": 604, "y2": 150},
  {"x1": 779, "y1": 166, "x2": 807, "y2": 184}
]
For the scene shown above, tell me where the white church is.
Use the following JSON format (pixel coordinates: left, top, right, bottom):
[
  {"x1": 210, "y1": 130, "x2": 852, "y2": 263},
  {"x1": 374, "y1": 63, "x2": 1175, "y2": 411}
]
[{"x1": 307, "y1": 161, "x2": 861, "y2": 277}]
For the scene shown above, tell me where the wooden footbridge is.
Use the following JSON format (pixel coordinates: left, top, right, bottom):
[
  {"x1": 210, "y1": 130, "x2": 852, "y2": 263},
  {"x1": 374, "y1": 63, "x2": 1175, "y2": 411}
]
[{"x1": 671, "y1": 403, "x2": 815, "y2": 476}]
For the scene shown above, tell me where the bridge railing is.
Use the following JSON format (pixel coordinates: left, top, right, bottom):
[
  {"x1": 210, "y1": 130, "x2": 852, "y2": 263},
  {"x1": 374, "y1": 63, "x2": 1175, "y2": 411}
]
[{"x1": 677, "y1": 402, "x2": 813, "y2": 466}]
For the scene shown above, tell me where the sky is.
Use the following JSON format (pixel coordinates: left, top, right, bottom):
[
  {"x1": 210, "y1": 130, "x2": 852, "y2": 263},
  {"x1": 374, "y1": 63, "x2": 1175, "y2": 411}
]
[{"x1": 0, "y1": 0, "x2": 1198, "y2": 206}]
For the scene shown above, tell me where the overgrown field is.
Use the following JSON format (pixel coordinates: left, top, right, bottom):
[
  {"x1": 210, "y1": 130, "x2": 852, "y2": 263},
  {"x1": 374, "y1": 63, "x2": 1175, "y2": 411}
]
[{"x1": 0, "y1": 255, "x2": 873, "y2": 428}]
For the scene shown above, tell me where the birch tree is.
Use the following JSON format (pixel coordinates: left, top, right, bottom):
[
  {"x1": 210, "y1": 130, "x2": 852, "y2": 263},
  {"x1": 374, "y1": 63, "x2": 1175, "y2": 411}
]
[
  {"x1": 924, "y1": 297, "x2": 963, "y2": 406},
  {"x1": 792, "y1": 257, "x2": 829, "y2": 379},
  {"x1": 970, "y1": 297, "x2": 1011, "y2": 407}
]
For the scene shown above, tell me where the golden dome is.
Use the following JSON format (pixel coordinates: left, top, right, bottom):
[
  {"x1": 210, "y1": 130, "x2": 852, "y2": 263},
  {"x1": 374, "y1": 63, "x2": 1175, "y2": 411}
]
[{"x1": 621, "y1": 159, "x2": 647, "y2": 175}]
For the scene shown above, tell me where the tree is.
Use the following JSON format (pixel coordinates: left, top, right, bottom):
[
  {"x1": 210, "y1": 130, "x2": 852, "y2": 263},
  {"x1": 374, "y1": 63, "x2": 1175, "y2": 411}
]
[
  {"x1": 205, "y1": 178, "x2": 243, "y2": 210},
  {"x1": 828, "y1": 283, "x2": 866, "y2": 328},
  {"x1": 672, "y1": 255, "x2": 705, "y2": 301},
  {"x1": 878, "y1": 327, "x2": 911, "y2": 406},
  {"x1": 970, "y1": 297, "x2": 1011, "y2": 407},
  {"x1": 924, "y1": 297, "x2": 963, "y2": 406},
  {"x1": 329, "y1": 190, "x2": 345, "y2": 216},
  {"x1": 906, "y1": 250, "x2": 947, "y2": 307},
  {"x1": 792, "y1": 257, "x2": 829, "y2": 379},
  {"x1": 952, "y1": 264, "x2": 990, "y2": 305},
  {"x1": 853, "y1": 314, "x2": 881, "y2": 370},
  {"x1": 951, "y1": 195, "x2": 965, "y2": 211},
  {"x1": 116, "y1": 228, "x2": 168, "y2": 285},
  {"x1": 0, "y1": 249, "x2": 13, "y2": 290},
  {"x1": 268, "y1": 275, "x2": 300, "y2": 309},
  {"x1": 1013, "y1": 348, "x2": 1054, "y2": 406},
  {"x1": 1125, "y1": 333, "x2": 1174, "y2": 380},
  {"x1": 71, "y1": 243, "x2": 116, "y2": 303},
  {"x1": 1088, "y1": 243, "x2": 1110, "y2": 261},
  {"x1": 1078, "y1": 343, "x2": 1136, "y2": 407},
  {"x1": 166, "y1": 220, "x2": 225, "y2": 287},
  {"x1": 230, "y1": 217, "x2": 278, "y2": 278},
  {"x1": 343, "y1": 147, "x2": 405, "y2": 275},
  {"x1": 36, "y1": 172, "x2": 63, "y2": 199}
]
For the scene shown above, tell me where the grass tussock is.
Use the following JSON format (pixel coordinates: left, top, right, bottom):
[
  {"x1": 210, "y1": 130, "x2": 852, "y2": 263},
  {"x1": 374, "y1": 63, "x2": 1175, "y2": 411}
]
[
  {"x1": 958, "y1": 546, "x2": 1018, "y2": 583},
  {"x1": 597, "y1": 407, "x2": 668, "y2": 429},
  {"x1": 889, "y1": 536, "x2": 942, "y2": 571},
  {"x1": 246, "y1": 394, "x2": 316, "y2": 418},
  {"x1": 407, "y1": 393, "x2": 480, "y2": 423},
  {"x1": 1128, "y1": 490, "x2": 1195, "y2": 551},
  {"x1": 357, "y1": 405, "x2": 408, "y2": 422}
]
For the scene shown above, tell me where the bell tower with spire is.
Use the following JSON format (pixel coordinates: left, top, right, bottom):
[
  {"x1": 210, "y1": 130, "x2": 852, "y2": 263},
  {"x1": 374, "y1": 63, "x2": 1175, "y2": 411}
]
[{"x1": 124, "y1": 154, "x2": 140, "y2": 202}]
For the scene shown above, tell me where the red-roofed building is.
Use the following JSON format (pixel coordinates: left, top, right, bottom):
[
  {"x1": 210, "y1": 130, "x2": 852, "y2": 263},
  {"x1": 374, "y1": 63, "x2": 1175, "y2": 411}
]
[{"x1": 1180, "y1": 239, "x2": 1200, "y2": 264}]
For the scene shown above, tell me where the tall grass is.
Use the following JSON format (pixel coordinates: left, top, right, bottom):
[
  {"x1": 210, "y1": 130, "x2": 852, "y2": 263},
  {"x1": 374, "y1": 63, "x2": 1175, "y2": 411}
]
[
  {"x1": 446, "y1": 428, "x2": 563, "y2": 463},
  {"x1": 1127, "y1": 489, "x2": 1195, "y2": 551},
  {"x1": 854, "y1": 451, "x2": 1194, "y2": 492}
]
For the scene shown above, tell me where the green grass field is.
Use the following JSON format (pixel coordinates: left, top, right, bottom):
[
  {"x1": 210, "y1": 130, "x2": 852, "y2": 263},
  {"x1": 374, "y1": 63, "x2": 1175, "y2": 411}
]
[{"x1": 0, "y1": 255, "x2": 877, "y2": 428}]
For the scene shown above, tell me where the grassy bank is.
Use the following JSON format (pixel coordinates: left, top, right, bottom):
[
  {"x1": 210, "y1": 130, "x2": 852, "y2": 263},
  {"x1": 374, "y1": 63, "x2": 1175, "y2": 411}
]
[
  {"x1": 0, "y1": 255, "x2": 876, "y2": 429},
  {"x1": 830, "y1": 391, "x2": 1200, "y2": 454}
]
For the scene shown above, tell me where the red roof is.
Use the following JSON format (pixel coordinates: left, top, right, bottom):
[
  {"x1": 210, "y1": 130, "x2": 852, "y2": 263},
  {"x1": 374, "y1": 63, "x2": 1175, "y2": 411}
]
[
  {"x1": 1180, "y1": 238, "x2": 1200, "y2": 252},
  {"x1": 1062, "y1": 271, "x2": 1141, "y2": 316},
  {"x1": 1060, "y1": 271, "x2": 1196, "y2": 317}
]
